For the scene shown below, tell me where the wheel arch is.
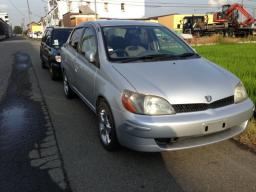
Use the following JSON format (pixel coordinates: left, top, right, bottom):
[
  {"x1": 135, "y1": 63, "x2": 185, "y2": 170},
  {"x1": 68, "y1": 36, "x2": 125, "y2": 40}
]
[
  {"x1": 96, "y1": 95, "x2": 108, "y2": 111},
  {"x1": 95, "y1": 95, "x2": 118, "y2": 129}
]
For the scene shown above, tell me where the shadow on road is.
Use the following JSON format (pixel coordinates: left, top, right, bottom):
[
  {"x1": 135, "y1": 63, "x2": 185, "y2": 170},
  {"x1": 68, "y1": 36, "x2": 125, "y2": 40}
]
[{"x1": 0, "y1": 52, "x2": 70, "y2": 192}]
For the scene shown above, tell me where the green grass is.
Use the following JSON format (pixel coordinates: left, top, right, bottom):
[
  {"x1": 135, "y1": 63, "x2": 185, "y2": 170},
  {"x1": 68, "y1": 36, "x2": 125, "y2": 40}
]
[
  {"x1": 195, "y1": 43, "x2": 256, "y2": 104},
  {"x1": 195, "y1": 43, "x2": 256, "y2": 149}
]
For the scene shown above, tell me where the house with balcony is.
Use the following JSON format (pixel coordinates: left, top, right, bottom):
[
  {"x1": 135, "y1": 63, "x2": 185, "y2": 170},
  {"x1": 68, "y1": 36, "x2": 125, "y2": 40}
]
[
  {"x1": 44, "y1": 0, "x2": 69, "y2": 27},
  {"x1": 68, "y1": 0, "x2": 146, "y2": 19},
  {"x1": 44, "y1": 0, "x2": 150, "y2": 27}
]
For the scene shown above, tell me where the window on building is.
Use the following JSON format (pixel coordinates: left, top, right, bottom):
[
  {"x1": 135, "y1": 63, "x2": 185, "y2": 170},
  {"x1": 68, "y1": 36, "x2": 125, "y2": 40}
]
[
  {"x1": 104, "y1": 2, "x2": 108, "y2": 12},
  {"x1": 121, "y1": 3, "x2": 125, "y2": 12}
]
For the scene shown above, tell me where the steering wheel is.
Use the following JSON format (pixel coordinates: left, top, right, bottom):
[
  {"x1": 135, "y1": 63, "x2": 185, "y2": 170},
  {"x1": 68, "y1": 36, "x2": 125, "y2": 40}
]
[{"x1": 125, "y1": 46, "x2": 146, "y2": 57}]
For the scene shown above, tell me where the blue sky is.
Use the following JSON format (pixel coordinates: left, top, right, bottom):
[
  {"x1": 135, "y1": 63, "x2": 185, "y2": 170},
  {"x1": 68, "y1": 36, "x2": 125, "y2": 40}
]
[
  {"x1": 0, "y1": 0, "x2": 255, "y2": 26},
  {"x1": 0, "y1": 0, "x2": 46, "y2": 26}
]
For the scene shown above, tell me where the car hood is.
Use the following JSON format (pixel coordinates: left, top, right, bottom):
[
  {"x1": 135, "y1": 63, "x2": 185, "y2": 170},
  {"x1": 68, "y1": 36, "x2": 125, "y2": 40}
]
[
  {"x1": 112, "y1": 58, "x2": 239, "y2": 104},
  {"x1": 51, "y1": 47, "x2": 62, "y2": 58}
]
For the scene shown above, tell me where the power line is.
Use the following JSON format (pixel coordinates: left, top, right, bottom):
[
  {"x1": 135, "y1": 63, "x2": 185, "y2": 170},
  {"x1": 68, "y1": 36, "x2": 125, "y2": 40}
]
[
  {"x1": 9, "y1": 0, "x2": 44, "y2": 24},
  {"x1": 71, "y1": 1, "x2": 256, "y2": 11},
  {"x1": 43, "y1": 0, "x2": 255, "y2": 22},
  {"x1": 69, "y1": 0, "x2": 255, "y2": 9},
  {"x1": 70, "y1": 0, "x2": 216, "y2": 6},
  {"x1": 70, "y1": 1, "x2": 215, "y2": 9},
  {"x1": 9, "y1": 0, "x2": 25, "y2": 16},
  {"x1": 31, "y1": 12, "x2": 44, "y2": 18}
]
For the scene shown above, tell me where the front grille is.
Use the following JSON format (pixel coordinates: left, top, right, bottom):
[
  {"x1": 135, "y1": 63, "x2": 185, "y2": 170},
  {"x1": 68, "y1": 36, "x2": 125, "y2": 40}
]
[{"x1": 173, "y1": 96, "x2": 234, "y2": 113}]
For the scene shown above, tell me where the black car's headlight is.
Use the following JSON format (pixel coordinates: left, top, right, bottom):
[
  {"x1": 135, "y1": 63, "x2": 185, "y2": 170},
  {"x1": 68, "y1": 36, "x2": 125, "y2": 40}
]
[
  {"x1": 55, "y1": 55, "x2": 61, "y2": 63},
  {"x1": 234, "y1": 82, "x2": 248, "y2": 103},
  {"x1": 122, "y1": 90, "x2": 176, "y2": 115}
]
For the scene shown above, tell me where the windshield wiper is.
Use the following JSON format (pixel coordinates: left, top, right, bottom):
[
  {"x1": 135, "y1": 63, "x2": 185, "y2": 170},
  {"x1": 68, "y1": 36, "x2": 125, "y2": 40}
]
[
  {"x1": 120, "y1": 54, "x2": 175, "y2": 63},
  {"x1": 117, "y1": 52, "x2": 200, "y2": 63},
  {"x1": 175, "y1": 52, "x2": 200, "y2": 58}
]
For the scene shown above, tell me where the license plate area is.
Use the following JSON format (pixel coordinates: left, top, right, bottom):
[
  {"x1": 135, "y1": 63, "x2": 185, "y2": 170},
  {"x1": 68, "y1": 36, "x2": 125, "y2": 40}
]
[{"x1": 202, "y1": 120, "x2": 227, "y2": 135}]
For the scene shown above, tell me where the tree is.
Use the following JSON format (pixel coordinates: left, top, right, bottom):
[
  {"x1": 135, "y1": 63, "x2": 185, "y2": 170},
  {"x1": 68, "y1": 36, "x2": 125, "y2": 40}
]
[{"x1": 13, "y1": 26, "x2": 23, "y2": 34}]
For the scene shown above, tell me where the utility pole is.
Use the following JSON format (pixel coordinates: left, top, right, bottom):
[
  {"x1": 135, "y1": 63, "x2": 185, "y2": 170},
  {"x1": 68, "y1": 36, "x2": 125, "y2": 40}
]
[
  {"x1": 21, "y1": 18, "x2": 25, "y2": 30},
  {"x1": 94, "y1": 0, "x2": 97, "y2": 19},
  {"x1": 26, "y1": 0, "x2": 32, "y2": 24},
  {"x1": 44, "y1": 5, "x2": 48, "y2": 15}
]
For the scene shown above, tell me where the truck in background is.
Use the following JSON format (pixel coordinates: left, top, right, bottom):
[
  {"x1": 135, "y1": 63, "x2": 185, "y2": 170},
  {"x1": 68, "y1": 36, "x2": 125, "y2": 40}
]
[{"x1": 182, "y1": 4, "x2": 256, "y2": 37}]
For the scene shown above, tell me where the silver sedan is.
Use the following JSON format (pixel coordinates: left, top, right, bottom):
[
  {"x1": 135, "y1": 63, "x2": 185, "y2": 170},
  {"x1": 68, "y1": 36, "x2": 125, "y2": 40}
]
[{"x1": 61, "y1": 20, "x2": 254, "y2": 152}]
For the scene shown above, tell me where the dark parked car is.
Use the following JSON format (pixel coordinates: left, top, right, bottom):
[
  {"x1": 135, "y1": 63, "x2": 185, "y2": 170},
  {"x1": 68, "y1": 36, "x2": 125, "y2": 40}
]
[{"x1": 40, "y1": 27, "x2": 72, "y2": 80}]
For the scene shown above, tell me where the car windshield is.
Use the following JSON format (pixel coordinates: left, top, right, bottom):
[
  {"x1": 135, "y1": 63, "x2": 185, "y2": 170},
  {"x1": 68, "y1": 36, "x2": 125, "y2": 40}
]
[
  {"x1": 102, "y1": 25, "x2": 198, "y2": 62},
  {"x1": 52, "y1": 29, "x2": 72, "y2": 48}
]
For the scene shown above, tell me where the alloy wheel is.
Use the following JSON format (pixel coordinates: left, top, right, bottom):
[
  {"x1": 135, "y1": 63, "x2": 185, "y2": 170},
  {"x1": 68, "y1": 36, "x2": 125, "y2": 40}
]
[
  {"x1": 99, "y1": 109, "x2": 112, "y2": 145},
  {"x1": 63, "y1": 75, "x2": 69, "y2": 96}
]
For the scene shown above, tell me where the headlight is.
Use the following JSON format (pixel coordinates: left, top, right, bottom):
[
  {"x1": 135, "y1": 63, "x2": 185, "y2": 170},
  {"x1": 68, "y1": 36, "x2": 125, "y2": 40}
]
[
  {"x1": 55, "y1": 55, "x2": 61, "y2": 63},
  {"x1": 122, "y1": 90, "x2": 175, "y2": 115},
  {"x1": 234, "y1": 82, "x2": 248, "y2": 103}
]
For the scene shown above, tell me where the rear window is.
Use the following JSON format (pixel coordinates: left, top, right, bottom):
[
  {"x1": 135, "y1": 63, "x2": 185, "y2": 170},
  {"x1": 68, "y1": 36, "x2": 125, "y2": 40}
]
[{"x1": 52, "y1": 29, "x2": 72, "y2": 48}]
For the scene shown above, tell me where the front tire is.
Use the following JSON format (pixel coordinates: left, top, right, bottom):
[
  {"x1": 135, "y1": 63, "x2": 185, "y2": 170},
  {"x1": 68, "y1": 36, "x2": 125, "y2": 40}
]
[
  {"x1": 49, "y1": 63, "x2": 58, "y2": 81},
  {"x1": 63, "y1": 72, "x2": 75, "y2": 99},
  {"x1": 97, "y1": 100, "x2": 119, "y2": 151},
  {"x1": 41, "y1": 58, "x2": 47, "y2": 69}
]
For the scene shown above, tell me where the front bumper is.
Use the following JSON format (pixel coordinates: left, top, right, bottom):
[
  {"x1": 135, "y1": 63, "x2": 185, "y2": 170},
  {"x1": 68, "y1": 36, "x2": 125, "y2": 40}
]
[{"x1": 114, "y1": 99, "x2": 254, "y2": 152}]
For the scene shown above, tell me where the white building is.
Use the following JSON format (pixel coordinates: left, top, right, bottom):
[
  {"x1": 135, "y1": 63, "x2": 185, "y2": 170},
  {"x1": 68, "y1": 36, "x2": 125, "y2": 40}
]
[
  {"x1": 0, "y1": 12, "x2": 9, "y2": 23},
  {"x1": 45, "y1": 0, "x2": 186, "y2": 27},
  {"x1": 68, "y1": 0, "x2": 146, "y2": 19},
  {"x1": 45, "y1": 0, "x2": 150, "y2": 27},
  {"x1": 45, "y1": 0, "x2": 69, "y2": 26}
]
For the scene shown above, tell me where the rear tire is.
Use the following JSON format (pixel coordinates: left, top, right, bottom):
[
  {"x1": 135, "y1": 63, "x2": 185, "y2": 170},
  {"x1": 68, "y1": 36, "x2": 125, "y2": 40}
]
[
  {"x1": 97, "y1": 100, "x2": 119, "y2": 151},
  {"x1": 63, "y1": 72, "x2": 75, "y2": 99}
]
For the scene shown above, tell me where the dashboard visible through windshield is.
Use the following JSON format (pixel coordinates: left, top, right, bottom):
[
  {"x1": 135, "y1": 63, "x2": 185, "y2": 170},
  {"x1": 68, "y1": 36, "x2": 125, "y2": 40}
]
[{"x1": 102, "y1": 25, "x2": 197, "y2": 62}]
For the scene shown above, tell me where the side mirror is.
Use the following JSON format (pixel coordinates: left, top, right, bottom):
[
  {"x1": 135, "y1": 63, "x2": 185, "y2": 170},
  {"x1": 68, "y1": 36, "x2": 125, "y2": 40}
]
[{"x1": 88, "y1": 52, "x2": 96, "y2": 64}]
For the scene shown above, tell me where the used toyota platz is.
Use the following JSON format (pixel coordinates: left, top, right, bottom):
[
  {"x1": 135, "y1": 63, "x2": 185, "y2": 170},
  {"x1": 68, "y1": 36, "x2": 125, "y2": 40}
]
[{"x1": 61, "y1": 20, "x2": 254, "y2": 152}]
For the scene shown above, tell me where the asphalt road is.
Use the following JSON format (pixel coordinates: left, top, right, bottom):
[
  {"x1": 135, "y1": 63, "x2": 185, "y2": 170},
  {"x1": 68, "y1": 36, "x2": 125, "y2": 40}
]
[
  {"x1": 1, "y1": 37, "x2": 256, "y2": 192},
  {"x1": 0, "y1": 37, "x2": 70, "y2": 192}
]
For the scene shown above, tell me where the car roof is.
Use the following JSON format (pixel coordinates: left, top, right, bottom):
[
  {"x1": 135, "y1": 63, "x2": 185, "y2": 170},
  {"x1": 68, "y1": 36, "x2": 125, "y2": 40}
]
[
  {"x1": 46, "y1": 26, "x2": 73, "y2": 30},
  {"x1": 77, "y1": 20, "x2": 162, "y2": 28}
]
